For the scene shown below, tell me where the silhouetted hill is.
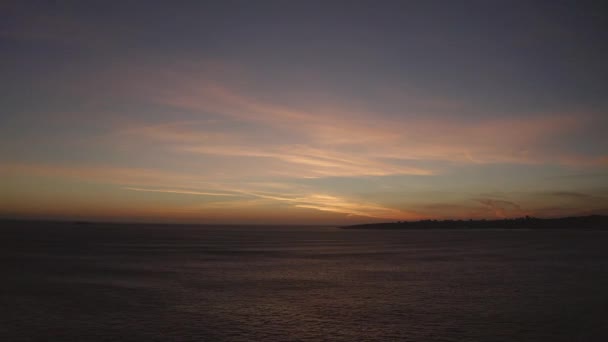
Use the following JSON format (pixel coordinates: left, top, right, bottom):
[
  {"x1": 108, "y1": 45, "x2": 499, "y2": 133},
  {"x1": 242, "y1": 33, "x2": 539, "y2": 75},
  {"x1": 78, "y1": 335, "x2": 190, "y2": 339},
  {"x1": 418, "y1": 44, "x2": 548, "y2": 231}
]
[{"x1": 341, "y1": 215, "x2": 608, "y2": 230}]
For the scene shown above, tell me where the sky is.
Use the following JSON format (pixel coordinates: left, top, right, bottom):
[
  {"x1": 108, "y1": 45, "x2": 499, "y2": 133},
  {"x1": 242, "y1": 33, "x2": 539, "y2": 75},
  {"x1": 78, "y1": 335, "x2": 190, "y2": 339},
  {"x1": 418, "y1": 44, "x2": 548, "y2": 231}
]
[{"x1": 1, "y1": 1, "x2": 607, "y2": 224}]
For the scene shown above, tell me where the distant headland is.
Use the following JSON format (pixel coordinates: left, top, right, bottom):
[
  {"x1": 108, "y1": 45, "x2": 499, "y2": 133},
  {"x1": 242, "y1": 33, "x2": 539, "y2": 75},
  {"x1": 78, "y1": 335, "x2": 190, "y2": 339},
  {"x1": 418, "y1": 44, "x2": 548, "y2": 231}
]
[{"x1": 341, "y1": 215, "x2": 608, "y2": 230}]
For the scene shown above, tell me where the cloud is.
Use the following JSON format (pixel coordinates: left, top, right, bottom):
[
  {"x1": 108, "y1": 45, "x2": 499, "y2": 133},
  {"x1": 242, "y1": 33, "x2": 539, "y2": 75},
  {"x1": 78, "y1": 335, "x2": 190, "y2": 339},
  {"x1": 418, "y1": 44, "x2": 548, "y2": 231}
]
[
  {"x1": 128, "y1": 183, "x2": 422, "y2": 220},
  {"x1": 2, "y1": 161, "x2": 419, "y2": 220},
  {"x1": 206, "y1": 187, "x2": 420, "y2": 220},
  {"x1": 475, "y1": 198, "x2": 525, "y2": 218},
  {"x1": 107, "y1": 62, "x2": 599, "y2": 174},
  {"x1": 179, "y1": 144, "x2": 434, "y2": 177},
  {"x1": 111, "y1": 77, "x2": 594, "y2": 181},
  {"x1": 275, "y1": 194, "x2": 418, "y2": 219},
  {"x1": 124, "y1": 187, "x2": 239, "y2": 197},
  {"x1": 127, "y1": 185, "x2": 421, "y2": 220},
  {"x1": 23, "y1": 59, "x2": 599, "y2": 181}
]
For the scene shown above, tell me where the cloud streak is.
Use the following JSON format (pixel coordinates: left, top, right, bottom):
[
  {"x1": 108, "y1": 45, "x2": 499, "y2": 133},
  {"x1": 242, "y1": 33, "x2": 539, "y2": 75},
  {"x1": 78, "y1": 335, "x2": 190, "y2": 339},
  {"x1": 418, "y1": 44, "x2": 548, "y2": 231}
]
[
  {"x1": 124, "y1": 187, "x2": 239, "y2": 197},
  {"x1": 109, "y1": 62, "x2": 600, "y2": 173}
]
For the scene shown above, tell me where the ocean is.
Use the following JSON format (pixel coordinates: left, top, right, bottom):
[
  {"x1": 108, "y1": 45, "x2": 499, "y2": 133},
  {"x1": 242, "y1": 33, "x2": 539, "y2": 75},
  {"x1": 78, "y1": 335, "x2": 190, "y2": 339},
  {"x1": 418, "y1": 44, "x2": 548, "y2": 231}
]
[{"x1": 2, "y1": 221, "x2": 608, "y2": 341}]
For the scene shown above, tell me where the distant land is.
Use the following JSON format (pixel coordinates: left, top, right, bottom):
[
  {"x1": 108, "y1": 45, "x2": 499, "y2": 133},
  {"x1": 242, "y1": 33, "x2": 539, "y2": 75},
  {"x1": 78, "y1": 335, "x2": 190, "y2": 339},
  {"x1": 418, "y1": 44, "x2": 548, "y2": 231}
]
[{"x1": 341, "y1": 215, "x2": 608, "y2": 230}]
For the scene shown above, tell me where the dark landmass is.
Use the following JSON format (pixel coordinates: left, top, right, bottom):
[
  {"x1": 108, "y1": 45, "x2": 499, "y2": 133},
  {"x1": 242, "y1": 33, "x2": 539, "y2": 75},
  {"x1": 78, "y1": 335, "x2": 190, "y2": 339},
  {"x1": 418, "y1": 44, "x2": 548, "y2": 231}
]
[{"x1": 342, "y1": 215, "x2": 608, "y2": 230}]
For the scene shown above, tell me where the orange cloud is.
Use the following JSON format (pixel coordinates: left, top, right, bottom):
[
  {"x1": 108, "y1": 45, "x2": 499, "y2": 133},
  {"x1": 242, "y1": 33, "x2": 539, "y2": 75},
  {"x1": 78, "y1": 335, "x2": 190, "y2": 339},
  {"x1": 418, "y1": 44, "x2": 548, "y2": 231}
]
[
  {"x1": 108, "y1": 63, "x2": 595, "y2": 171},
  {"x1": 117, "y1": 110, "x2": 588, "y2": 181},
  {"x1": 208, "y1": 191, "x2": 422, "y2": 220},
  {"x1": 124, "y1": 187, "x2": 239, "y2": 197},
  {"x1": 2, "y1": 161, "x2": 421, "y2": 220}
]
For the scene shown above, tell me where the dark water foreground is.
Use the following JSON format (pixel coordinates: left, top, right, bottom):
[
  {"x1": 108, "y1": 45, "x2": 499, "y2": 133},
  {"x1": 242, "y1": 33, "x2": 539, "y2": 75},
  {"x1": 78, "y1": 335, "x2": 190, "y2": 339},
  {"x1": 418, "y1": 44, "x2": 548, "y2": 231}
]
[{"x1": 1, "y1": 221, "x2": 608, "y2": 341}]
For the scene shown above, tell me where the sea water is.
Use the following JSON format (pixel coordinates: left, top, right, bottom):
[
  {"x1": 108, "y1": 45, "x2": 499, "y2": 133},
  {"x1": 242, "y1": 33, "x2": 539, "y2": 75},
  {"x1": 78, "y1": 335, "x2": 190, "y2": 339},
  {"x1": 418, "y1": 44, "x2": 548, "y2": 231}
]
[{"x1": 1, "y1": 221, "x2": 608, "y2": 341}]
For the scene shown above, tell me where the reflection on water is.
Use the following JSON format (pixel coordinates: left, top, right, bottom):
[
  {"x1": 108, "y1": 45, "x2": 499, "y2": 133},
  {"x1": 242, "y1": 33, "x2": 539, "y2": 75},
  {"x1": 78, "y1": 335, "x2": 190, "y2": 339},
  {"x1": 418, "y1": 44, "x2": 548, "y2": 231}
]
[{"x1": 2, "y1": 221, "x2": 608, "y2": 341}]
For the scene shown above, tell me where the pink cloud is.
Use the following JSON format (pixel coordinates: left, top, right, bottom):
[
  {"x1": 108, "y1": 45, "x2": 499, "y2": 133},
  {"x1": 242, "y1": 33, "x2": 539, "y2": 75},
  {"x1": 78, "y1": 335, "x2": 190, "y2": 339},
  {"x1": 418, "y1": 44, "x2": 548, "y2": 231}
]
[{"x1": 114, "y1": 63, "x2": 594, "y2": 169}]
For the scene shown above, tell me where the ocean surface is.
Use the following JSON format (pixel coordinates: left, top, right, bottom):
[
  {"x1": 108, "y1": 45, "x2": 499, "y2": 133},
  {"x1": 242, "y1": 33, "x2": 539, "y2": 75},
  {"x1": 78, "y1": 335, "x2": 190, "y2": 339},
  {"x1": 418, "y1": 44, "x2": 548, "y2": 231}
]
[{"x1": 1, "y1": 221, "x2": 608, "y2": 341}]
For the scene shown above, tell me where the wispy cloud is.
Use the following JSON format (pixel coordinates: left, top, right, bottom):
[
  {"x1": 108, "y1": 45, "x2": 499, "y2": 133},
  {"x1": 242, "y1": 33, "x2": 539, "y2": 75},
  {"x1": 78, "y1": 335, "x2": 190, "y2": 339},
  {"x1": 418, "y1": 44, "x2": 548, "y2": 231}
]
[
  {"x1": 116, "y1": 112, "x2": 588, "y2": 182},
  {"x1": 109, "y1": 63, "x2": 599, "y2": 175},
  {"x1": 179, "y1": 144, "x2": 434, "y2": 177},
  {"x1": 128, "y1": 182, "x2": 421, "y2": 220},
  {"x1": 205, "y1": 187, "x2": 421, "y2": 220},
  {"x1": 124, "y1": 187, "x2": 239, "y2": 197},
  {"x1": 2, "y1": 161, "x2": 418, "y2": 220}
]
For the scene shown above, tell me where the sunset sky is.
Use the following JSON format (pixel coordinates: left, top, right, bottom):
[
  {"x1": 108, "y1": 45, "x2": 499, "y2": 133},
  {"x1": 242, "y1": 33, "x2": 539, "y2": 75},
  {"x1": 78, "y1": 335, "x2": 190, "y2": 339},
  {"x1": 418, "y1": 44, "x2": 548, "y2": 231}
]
[{"x1": 2, "y1": 1, "x2": 607, "y2": 224}]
